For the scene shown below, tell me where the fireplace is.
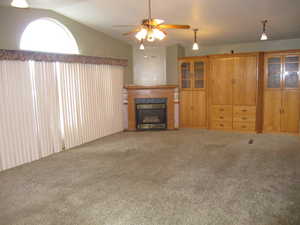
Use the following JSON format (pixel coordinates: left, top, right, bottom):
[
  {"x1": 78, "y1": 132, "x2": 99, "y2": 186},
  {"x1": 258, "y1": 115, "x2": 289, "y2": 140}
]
[{"x1": 135, "y1": 98, "x2": 167, "y2": 130}]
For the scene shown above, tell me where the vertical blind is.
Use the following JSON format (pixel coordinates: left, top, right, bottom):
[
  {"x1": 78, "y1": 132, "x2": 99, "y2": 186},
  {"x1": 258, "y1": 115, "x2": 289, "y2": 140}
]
[
  {"x1": 58, "y1": 63, "x2": 124, "y2": 149},
  {"x1": 0, "y1": 60, "x2": 124, "y2": 171}
]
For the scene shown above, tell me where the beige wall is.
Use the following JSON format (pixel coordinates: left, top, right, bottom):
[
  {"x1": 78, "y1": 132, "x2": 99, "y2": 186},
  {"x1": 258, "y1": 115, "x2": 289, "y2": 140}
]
[
  {"x1": 166, "y1": 44, "x2": 185, "y2": 85},
  {"x1": 0, "y1": 7, "x2": 133, "y2": 84},
  {"x1": 185, "y1": 38, "x2": 300, "y2": 57}
]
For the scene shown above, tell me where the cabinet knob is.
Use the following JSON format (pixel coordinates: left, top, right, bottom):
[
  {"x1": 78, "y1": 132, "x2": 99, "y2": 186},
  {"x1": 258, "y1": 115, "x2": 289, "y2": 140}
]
[
  {"x1": 220, "y1": 108, "x2": 224, "y2": 112},
  {"x1": 220, "y1": 116, "x2": 224, "y2": 119},
  {"x1": 220, "y1": 124, "x2": 224, "y2": 127},
  {"x1": 242, "y1": 117, "x2": 247, "y2": 120},
  {"x1": 242, "y1": 109, "x2": 247, "y2": 112}
]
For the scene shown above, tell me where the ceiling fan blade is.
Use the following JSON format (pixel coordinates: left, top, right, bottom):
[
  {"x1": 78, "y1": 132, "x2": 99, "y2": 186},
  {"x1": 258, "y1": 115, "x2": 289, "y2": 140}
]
[
  {"x1": 122, "y1": 27, "x2": 141, "y2": 36},
  {"x1": 158, "y1": 24, "x2": 190, "y2": 29},
  {"x1": 152, "y1": 19, "x2": 165, "y2": 25},
  {"x1": 112, "y1": 25, "x2": 139, "y2": 28}
]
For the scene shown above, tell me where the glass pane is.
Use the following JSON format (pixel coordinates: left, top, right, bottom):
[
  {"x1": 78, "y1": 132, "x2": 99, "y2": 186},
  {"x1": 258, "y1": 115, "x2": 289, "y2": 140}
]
[
  {"x1": 285, "y1": 72, "x2": 299, "y2": 88},
  {"x1": 182, "y1": 80, "x2": 190, "y2": 88},
  {"x1": 268, "y1": 74, "x2": 281, "y2": 88},
  {"x1": 268, "y1": 57, "x2": 281, "y2": 64},
  {"x1": 195, "y1": 80, "x2": 204, "y2": 88},
  {"x1": 285, "y1": 63, "x2": 299, "y2": 72},
  {"x1": 194, "y1": 61, "x2": 204, "y2": 80},
  {"x1": 269, "y1": 64, "x2": 281, "y2": 74},
  {"x1": 181, "y1": 63, "x2": 191, "y2": 80},
  {"x1": 285, "y1": 56, "x2": 299, "y2": 63}
]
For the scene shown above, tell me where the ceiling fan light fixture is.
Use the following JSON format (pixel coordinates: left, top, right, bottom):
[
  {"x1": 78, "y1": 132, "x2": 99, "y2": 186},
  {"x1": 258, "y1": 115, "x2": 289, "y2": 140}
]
[
  {"x1": 260, "y1": 20, "x2": 268, "y2": 41},
  {"x1": 147, "y1": 30, "x2": 155, "y2": 42},
  {"x1": 139, "y1": 39, "x2": 145, "y2": 50},
  {"x1": 11, "y1": 0, "x2": 29, "y2": 8},
  {"x1": 153, "y1": 29, "x2": 166, "y2": 40},
  {"x1": 135, "y1": 28, "x2": 147, "y2": 41}
]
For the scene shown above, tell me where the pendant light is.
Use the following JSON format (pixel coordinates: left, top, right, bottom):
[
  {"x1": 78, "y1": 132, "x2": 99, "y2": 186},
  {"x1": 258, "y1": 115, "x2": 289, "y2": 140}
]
[
  {"x1": 260, "y1": 20, "x2": 268, "y2": 41},
  {"x1": 139, "y1": 39, "x2": 145, "y2": 50},
  {"x1": 11, "y1": 0, "x2": 29, "y2": 8},
  {"x1": 192, "y1": 29, "x2": 199, "y2": 50}
]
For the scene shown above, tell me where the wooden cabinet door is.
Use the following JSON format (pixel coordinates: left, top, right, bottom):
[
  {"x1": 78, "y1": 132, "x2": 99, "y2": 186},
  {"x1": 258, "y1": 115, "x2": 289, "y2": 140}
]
[
  {"x1": 180, "y1": 61, "x2": 192, "y2": 90},
  {"x1": 210, "y1": 57, "x2": 234, "y2": 105},
  {"x1": 265, "y1": 56, "x2": 282, "y2": 89},
  {"x1": 281, "y1": 91, "x2": 300, "y2": 133},
  {"x1": 192, "y1": 91, "x2": 206, "y2": 127},
  {"x1": 263, "y1": 91, "x2": 282, "y2": 132},
  {"x1": 233, "y1": 56, "x2": 257, "y2": 105},
  {"x1": 193, "y1": 61, "x2": 205, "y2": 89},
  {"x1": 180, "y1": 91, "x2": 193, "y2": 127},
  {"x1": 283, "y1": 55, "x2": 300, "y2": 90}
]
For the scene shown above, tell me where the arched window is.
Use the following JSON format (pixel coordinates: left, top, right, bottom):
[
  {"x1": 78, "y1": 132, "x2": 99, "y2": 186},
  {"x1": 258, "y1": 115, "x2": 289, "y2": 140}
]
[{"x1": 20, "y1": 18, "x2": 79, "y2": 54}]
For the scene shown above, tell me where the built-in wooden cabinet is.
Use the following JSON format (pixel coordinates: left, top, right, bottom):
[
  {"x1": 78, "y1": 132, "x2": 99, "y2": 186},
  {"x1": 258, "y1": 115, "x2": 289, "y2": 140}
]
[
  {"x1": 209, "y1": 54, "x2": 259, "y2": 132},
  {"x1": 263, "y1": 53, "x2": 300, "y2": 134},
  {"x1": 179, "y1": 57, "x2": 207, "y2": 128},
  {"x1": 179, "y1": 50, "x2": 300, "y2": 135}
]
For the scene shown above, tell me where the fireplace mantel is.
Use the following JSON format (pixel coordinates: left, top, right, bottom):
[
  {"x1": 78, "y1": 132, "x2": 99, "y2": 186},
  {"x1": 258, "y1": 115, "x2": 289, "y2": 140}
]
[
  {"x1": 125, "y1": 85, "x2": 178, "y2": 90},
  {"x1": 125, "y1": 85, "x2": 178, "y2": 131}
]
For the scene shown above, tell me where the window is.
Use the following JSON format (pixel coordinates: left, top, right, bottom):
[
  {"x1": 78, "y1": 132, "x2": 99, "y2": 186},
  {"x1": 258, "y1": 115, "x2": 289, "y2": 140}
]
[{"x1": 20, "y1": 18, "x2": 79, "y2": 54}]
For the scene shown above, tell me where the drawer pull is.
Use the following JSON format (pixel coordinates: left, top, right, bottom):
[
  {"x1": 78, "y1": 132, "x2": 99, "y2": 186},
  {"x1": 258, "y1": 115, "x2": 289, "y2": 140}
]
[
  {"x1": 242, "y1": 109, "x2": 248, "y2": 112},
  {"x1": 242, "y1": 117, "x2": 247, "y2": 120},
  {"x1": 220, "y1": 124, "x2": 224, "y2": 127},
  {"x1": 219, "y1": 116, "x2": 224, "y2": 119},
  {"x1": 219, "y1": 108, "x2": 224, "y2": 112},
  {"x1": 242, "y1": 125, "x2": 247, "y2": 128}
]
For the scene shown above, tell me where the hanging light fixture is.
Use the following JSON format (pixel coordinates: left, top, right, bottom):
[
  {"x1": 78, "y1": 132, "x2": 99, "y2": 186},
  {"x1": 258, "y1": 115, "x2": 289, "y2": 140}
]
[
  {"x1": 260, "y1": 20, "x2": 268, "y2": 41},
  {"x1": 139, "y1": 39, "x2": 145, "y2": 50},
  {"x1": 135, "y1": 28, "x2": 148, "y2": 41},
  {"x1": 11, "y1": 0, "x2": 29, "y2": 8},
  {"x1": 192, "y1": 29, "x2": 199, "y2": 50}
]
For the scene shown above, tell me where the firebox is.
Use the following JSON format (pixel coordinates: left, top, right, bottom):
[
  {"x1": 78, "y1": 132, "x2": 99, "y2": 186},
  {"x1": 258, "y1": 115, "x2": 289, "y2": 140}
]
[{"x1": 135, "y1": 98, "x2": 167, "y2": 130}]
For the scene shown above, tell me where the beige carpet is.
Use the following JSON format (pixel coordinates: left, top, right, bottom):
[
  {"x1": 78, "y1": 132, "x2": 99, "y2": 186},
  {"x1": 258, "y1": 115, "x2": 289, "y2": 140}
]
[{"x1": 0, "y1": 129, "x2": 300, "y2": 225}]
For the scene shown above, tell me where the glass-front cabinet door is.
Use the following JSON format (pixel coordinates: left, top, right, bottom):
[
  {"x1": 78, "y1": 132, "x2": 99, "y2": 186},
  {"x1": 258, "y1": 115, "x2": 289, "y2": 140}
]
[
  {"x1": 284, "y1": 55, "x2": 299, "y2": 89},
  {"x1": 266, "y1": 56, "x2": 282, "y2": 89},
  {"x1": 194, "y1": 61, "x2": 205, "y2": 89},
  {"x1": 180, "y1": 61, "x2": 192, "y2": 89}
]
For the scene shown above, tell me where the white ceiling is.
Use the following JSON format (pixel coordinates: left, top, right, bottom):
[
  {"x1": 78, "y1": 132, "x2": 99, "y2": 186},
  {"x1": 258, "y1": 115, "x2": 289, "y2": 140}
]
[{"x1": 2, "y1": 0, "x2": 300, "y2": 47}]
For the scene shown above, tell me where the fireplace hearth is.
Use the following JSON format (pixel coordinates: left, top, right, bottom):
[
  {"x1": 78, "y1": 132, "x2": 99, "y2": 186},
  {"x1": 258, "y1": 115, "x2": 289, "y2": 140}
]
[{"x1": 135, "y1": 98, "x2": 167, "y2": 130}]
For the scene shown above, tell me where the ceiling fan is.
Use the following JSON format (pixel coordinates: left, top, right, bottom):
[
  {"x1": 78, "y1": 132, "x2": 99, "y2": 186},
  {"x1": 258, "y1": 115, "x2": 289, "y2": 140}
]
[{"x1": 113, "y1": 0, "x2": 190, "y2": 42}]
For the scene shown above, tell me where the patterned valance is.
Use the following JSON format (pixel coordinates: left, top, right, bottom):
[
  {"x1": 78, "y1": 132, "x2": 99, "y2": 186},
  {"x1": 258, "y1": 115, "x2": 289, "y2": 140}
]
[{"x1": 0, "y1": 49, "x2": 128, "y2": 67}]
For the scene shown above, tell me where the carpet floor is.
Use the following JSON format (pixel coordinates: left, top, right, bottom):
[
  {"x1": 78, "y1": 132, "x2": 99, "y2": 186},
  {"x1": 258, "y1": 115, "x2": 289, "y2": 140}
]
[{"x1": 0, "y1": 129, "x2": 300, "y2": 225}]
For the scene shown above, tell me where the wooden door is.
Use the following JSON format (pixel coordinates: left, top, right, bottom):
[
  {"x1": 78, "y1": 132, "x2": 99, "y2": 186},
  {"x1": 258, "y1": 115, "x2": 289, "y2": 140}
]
[
  {"x1": 180, "y1": 91, "x2": 193, "y2": 127},
  {"x1": 192, "y1": 91, "x2": 206, "y2": 127},
  {"x1": 179, "y1": 61, "x2": 192, "y2": 90},
  {"x1": 210, "y1": 57, "x2": 234, "y2": 105},
  {"x1": 263, "y1": 91, "x2": 282, "y2": 132},
  {"x1": 281, "y1": 91, "x2": 300, "y2": 133},
  {"x1": 233, "y1": 56, "x2": 257, "y2": 105}
]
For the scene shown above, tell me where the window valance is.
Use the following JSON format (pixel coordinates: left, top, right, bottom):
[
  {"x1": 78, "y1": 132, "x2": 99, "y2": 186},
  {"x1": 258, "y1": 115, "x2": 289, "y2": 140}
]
[{"x1": 0, "y1": 49, "x2": 128, "y2": 67}]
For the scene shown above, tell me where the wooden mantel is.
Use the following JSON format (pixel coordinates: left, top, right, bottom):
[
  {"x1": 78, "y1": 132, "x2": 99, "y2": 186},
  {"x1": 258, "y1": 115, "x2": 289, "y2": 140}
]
[
  {"x1": 125, "y1": 85, "x2": 178, "y2": 90},
  {"x1": 125, "y1": 85, "x2": 178, "y2": 131}
]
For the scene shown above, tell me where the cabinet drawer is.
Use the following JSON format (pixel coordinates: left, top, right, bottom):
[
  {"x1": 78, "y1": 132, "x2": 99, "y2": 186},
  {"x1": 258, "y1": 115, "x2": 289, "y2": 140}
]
[
  {"x1": 233, "y1": 115, "x2": 256, "y2": 123},
  {"x1": 211, "y1": 105, "x2": 232, "y2": 118},
  {"x1": 234, "y1": 106, "x2": 256, "y2": 116},
  {"x1": 233, "y1": 122, "x2": 256, "y2": 131},
  {"x1": 211, "y1": 121, "x2": 232, "y2": 130},
  {"x1": 211, "y1": 114, "x2": 233, "y2": 122}
]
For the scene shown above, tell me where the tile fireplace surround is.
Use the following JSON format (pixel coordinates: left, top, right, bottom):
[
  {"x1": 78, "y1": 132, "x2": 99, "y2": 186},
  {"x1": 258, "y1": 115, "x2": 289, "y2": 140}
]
[{"x1": 124, "y1": 85, "x2": 179, "y2": 131}]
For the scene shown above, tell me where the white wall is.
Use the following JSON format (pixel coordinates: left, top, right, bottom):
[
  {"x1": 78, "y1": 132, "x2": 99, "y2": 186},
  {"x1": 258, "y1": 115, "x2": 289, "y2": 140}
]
[{"x1": 133, "y1": 46, "x2": 166, "y2": 86}]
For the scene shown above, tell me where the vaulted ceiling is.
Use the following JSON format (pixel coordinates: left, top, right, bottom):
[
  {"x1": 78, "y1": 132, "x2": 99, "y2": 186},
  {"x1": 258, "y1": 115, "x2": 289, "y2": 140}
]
[{"x1": 2, "y1": 0, "x2": 300, "y2": 46}]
